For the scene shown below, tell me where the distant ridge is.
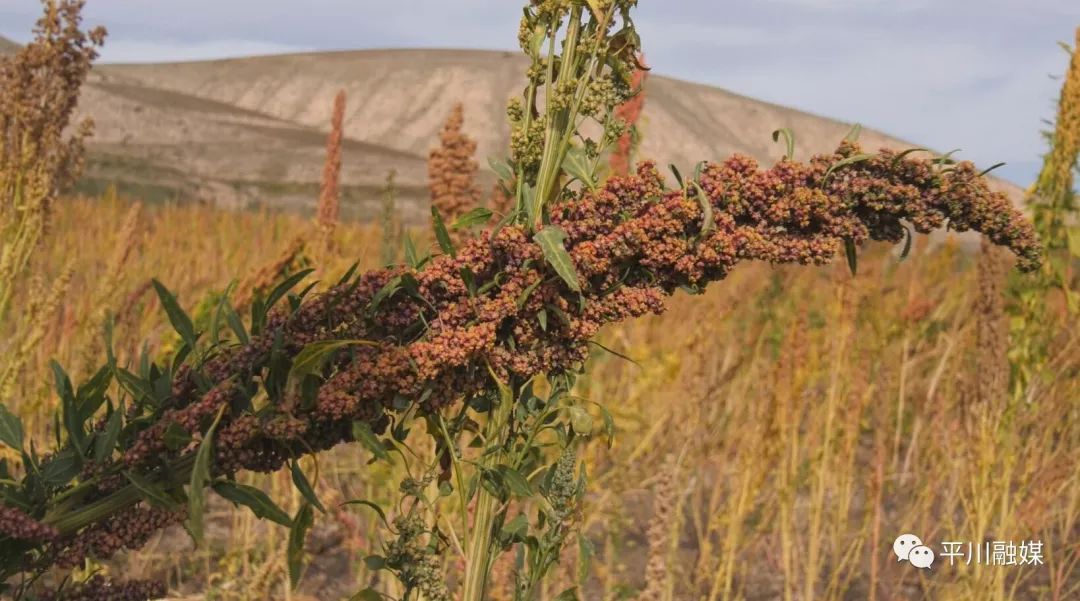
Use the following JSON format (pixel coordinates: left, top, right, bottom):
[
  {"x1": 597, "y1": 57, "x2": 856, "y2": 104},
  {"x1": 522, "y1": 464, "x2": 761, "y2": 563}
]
[
  {"x1": 0, "y1": 36, "x2": 19, "y2": 54},
  {"x1": 59, "y1": 47, "x2": 1021, "y2": 221}
]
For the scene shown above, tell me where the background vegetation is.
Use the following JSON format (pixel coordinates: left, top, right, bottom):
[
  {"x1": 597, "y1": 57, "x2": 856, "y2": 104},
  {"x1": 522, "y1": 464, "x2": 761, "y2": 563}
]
[{"x1": 0, "y1": 3, "x2": 1076, "y2": 601}]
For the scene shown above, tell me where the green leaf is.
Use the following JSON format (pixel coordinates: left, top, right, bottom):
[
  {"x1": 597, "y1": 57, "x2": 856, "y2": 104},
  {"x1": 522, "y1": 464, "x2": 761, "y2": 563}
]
[
  {"x1": 210, "y1": 282, "x2": 237, "y2": 345},
  {"x1": 403, "y1": 234, "x2": 419, "y2": 268},
  {"x1": 595, "y1": 402, "x2": 616, "y2": 448},
  {"x1": 690, "y1": 181, "x2": 714, "y2": 239},
  {"x1": 822, "y1": 153, "x2": 876, "y2": 187},
  {"x1": 94, "y1": 408, "x2": 122, "y2": 463},
  {"x1": 577, "y1": 533, "x2": 595, "y2": 583},
  {"x1": 341, "y1": 499, "x2": 390, "y2": 528},
  {"x1": 900, "y1": 226, "x2": 914, "y2": 261},
  {"x1": 522, "y1": 183, "x2": 537, "y2": 224},
  {"x1": 533, "y1": 226, "x2": 581, "y2": 293},
  {"x1": 668, "y1": 164, "x2": 684, "y2": 189},
  {"x1": 51, "y1": 361, "x2": 86, "y2": 454},
  {"x1": 363, "y1": 555, "x2": 386, "y2": 570},
  {"x1": 498, "y1": 466, "x2": 534, "y2": 498},
  {"x1": 265, "y1": 269, "x2": 315, "y2": 314},
  {"x1": 891, "y1": 147, "x2": 930, "y2": 167},
  {"x1": 349, "y1": 589, "x2": 384, "y2": 601},
  {"x1": 844, "y1": 237, "x2": 858, "y2": 276},
  {"x1": 516, "y1": 277, "x2": 543, "y2": 308},
  {"x1": 935, "y1": 148, "x2": 962, "y2": 166},
  {"x1": 561, "y1": 146, "x2": 596, "y2": 190},
  {"x1": 124, "y1": 471, "x2": 180, "y2": 511},
  {"x1": 369, "y1": 276, "x2": 402, "y2": 315},
  {"x1": 152, "y1": 279, "x2": 197, "y2": 350},
  {"x1": 978, "y1": 162, "x2": 1007, "y2": 177},
  {"x1": 352, "y1": 421, "x2": 390, "y2": 462},
  {"x1": 76, "y1": 366, "x2": 111, "y2": 423},
  {"x1": 163, "y1": 422, "x2": 193, "y2": 451},
  {"x1": 452, "y1": 207, "x2": 494, "y2": 230},
  {"x1": 288, "y1": 503, "x2": 315, "y2": 588},
  {"x1": 41, "y1": 450, "x2": 80, "y2": 487},
  {"x1": 553, "y1": 587, "x2": 581, "y2": 601},
  {"x1": 692, "y1": 160, "x2": 706, "y2": 182},
  {"x1": 289, "y1": 340, "x2": 374, "y2": 383},
  {"x1": 844, "y1": 123, "x2": 863, "y2": 142},
  {"x1": 771, "y1": 127, "x2": 795, "y2": 160},
  {"x1": 290, "y1": 460, "x2": 326, "y2": 513},
  {"x1": 431, "y1": 206, "x2": 455, "y2": 257},
  {"x1": 212, "y1": 482, "x2": 293, "y2": 527},
  {"x1": 223, "y1": 301, "x2": 248, "y2": 344},
  {"x1": 488, "y1": 157, "x2": 514, "y2": 182},
  {"x1": 0, "y1": 403, "x2": 24, "y2": 452},
  {"x1": 188, "y1": 405, "x2": 226, "y2": 547},
  {"x1": 569, "y1": 406, "x2": 593, "y2": 435}
]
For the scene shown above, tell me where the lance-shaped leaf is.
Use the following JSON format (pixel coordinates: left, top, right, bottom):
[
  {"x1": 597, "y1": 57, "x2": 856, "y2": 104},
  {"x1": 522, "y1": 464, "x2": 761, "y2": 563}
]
[
  {"x1": 125, "y1": 471, "x2": 181, "y2": 511},
  {"x1": 289, "y1": 340, "x2": 374, "y2": 384},
  {"x1": 290, "y1": 459, "x2": 326, "y2": 513},
  {"x1": 534, "y1": 226, "x2": 581, "y2": 293},
  {"x1": 0, "y1": 403, "x2": 24, "y2": 452},
  {"x1": 452, "y1": 207, "x2": 493, "y2": 230},
  {"x1": 152, "y1": 279, "x2": 197, "y2": 350},
  {"x1": 844, "y1": 238, "x2": 858, "y2": 276},
  {"x1": 487, "y1": 157, "x2": 514, "y2": 182},
  {"x1": 188, "y1": 406, "x2": 226, "y2": 547},
  {"x1": 212, "y1": 482, "x2": 293, "y2": 527},
  {"x1": 288, "y1": 503, "x2": 315, "y2": 588},
  {"x1": 772, "y1": 127, "x2": 796, "y2": 160},
  {"x1": 431, "y1": 206, "x2": 455, "y2": 257},
  {"x1": 561, "y1": 146, "x2": 596, "y2": 191},
  {"x1": 823, "y1": 153, "x2": 876, "y2": 187}
]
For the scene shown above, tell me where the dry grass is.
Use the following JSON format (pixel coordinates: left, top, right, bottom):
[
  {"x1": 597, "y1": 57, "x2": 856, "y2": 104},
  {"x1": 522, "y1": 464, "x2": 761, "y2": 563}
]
[{"x1": 1, "y1": 193, "x2": 1074, "y2": 600}]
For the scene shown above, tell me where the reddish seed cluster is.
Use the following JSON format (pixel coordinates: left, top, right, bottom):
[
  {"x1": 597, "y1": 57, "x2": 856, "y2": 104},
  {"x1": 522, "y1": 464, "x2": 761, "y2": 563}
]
[
  {"x1": 129, "y1": 144, "x2": 1041, "y2": 477},
  {"x1": 51, "y1": 506, "x2": 183, "y2": 569},
  {"x1": 38, "y1": 575, "x2": 166, "y2": 601},
  {"x1": 429, "y1": 102, "x2": 481, "y2": 243},
  {"x1": 61, "y1": 143, "x2": 1038, "y2": 568},
  {"x1": 0, "y1": 506, "x2": 58, "y2": 543}
]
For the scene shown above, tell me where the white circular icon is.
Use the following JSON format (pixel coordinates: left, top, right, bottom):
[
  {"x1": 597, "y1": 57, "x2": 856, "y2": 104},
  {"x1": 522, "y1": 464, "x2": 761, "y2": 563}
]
[{"x1": 892, "y1": 533, "x2": 924, "y2": 562}]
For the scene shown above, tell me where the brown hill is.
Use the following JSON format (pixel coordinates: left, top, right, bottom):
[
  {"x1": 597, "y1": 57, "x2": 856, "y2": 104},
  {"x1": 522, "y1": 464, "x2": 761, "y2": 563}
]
[
  {"x1": 69, "y1": 48, "x2": 1021, "y2": 221},
  {"x1": 0, "y1": 35, "x2": 19, "y2": 54}
]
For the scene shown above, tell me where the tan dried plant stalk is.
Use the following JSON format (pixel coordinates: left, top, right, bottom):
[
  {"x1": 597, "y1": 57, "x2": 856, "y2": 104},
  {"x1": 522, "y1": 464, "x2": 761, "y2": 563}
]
[
  {"x1": 1031, "y1": 26, "x2": 1080, "y2": 240},
  {"x1": 316, "y1": 90, "x2": 346, "y2": 258},
  {"x1": 428, "y1": 103, "x2": 481, "y2": 244},
  {"x1": 974, "y1": 239, "x2": 1008, "y2": 407},
  {"x1": 0, "y1": 0, "x2": 105, "y2": 322},
  {"x1": 233, "y1": 235, "x2": 306, "y2": 311},
  {"x1": 0, "y1": 264, "x2": 74, "y2": 401},
  {"x1": 637, "y1": 453, "x2": 683, "y2": 601},
  {"x1": 78, "y1": 202, "x2": 142, "y2": 372}
]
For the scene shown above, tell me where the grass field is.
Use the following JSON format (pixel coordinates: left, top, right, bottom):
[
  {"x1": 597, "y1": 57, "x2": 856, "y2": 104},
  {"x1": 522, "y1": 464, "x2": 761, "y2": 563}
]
[
  {"x1": 1, "y1": 4, "x2": 1077, "y2": 601},
  {"x1": 1, "y1": 195, "x2": 1075, "y2": 600}
]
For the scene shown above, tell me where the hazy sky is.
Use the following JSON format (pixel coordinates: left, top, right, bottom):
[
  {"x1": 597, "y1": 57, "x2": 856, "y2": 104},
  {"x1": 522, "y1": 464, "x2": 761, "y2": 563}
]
[{"x1": 3, "y1": 1, "x2": 1077, "y2": 185}]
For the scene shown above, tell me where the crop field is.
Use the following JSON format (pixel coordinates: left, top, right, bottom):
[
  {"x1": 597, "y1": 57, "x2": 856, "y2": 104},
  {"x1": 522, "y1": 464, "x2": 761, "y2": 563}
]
[{"x1": 1, "y1": 2, "x2": 1077, "y2": 601}]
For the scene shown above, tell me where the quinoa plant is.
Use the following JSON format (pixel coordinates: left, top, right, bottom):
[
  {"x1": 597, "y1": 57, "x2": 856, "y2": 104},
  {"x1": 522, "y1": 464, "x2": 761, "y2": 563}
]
[{"x1": 0, "y1": 1, "x2": 1045, "y2": 600}]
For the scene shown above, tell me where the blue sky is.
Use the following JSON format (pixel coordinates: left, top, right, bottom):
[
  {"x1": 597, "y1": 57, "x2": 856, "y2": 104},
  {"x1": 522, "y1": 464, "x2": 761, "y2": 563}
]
[{"x1": 3, "y1": 1, "x2": 1077, "y2": 186}]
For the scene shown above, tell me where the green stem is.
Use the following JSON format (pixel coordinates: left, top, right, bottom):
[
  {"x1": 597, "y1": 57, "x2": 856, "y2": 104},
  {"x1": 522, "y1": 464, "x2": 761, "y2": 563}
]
[
  {"x1": 43, "y1": 453, "x2": 197, "y2": 535},
  {"x1": 460, "y1": 379, "x2": 516, "y2": 601}
]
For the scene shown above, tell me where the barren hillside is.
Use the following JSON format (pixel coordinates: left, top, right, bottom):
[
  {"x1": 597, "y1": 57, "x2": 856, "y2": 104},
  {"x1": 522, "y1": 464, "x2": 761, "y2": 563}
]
[{"x1": 8, "y1": 41, "x2": 1022, "y2": 221}]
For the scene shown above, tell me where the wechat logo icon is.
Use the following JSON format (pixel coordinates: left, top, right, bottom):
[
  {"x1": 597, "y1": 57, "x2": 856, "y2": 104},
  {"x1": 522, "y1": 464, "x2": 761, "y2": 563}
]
[{"x1": 893, "y1": 533, "x2": 935, "y2": 570}]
